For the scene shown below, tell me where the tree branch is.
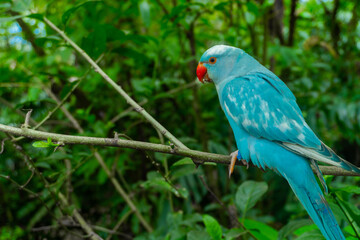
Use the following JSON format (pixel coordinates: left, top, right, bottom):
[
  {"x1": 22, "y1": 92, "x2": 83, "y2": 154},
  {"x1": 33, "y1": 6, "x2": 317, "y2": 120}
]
[
  {"x1": 287, "y1": 0, "x2": 298, "y2": 46},
  {"x1": 42, "y1": 17, "x2": 188, "y2": 150},
  {"x1": 3, "y1": 78, "x2": 154, "y2": 232},
  {"x1": 58, "y1": 192, "x2": 103, "y2": 240},
  {"x1": 0, "y1": 123, "x2": 358, "y2": 176}
]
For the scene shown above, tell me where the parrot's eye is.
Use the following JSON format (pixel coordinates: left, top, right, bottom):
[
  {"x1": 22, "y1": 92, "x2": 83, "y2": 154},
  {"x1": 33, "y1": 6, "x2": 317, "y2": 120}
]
[{"x1": 209, "y1": 57, "x2": 217, "y2": 64}]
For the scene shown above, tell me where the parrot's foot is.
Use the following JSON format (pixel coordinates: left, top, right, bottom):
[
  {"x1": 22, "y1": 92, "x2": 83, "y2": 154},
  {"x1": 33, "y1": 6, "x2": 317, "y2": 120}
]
[
  {"x1": 229, "y1": 150, "x2": 238, "y2": 178},
  {"x1": 241, "y1": 159, "x2": 249, "y2": 169},
  {"x1": 229, "y1": 151, "x2": 248, "y2": 178}
]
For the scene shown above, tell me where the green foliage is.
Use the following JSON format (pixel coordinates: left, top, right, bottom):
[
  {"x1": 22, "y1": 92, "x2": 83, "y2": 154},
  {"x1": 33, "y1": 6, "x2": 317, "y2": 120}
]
[
  {"x1": 1, "y1": 0, "x2": 360, "y2": 239},
  {"x1": 32, "y1": 138, "x2": 60, "y2": 148},
  {"x1": 277, "y1": 219, "x2": 313, "y2": 240},
  {"x1": 235, "y1": 180, "x2": 268, "y2": 218},
  {"x1": 244, "y1": 219, "x2": 278, "y2": 240},
  {"x1": 203, "y1": 214, "x2": 222, "y2": 240}
]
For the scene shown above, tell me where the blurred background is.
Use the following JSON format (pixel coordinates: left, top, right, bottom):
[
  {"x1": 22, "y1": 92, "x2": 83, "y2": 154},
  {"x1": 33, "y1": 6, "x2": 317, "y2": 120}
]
[{"x1": 0, "y1": 0, "x2": 360, "y2": 239}]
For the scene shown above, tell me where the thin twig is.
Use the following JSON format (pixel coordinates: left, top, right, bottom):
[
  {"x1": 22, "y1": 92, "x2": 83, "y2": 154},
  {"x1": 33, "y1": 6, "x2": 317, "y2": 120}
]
[
  {"x1": 92, "y1": 149, "x2": 153, "y2": 232},
  {"x1": 106, "y1": 210, "x2": 133, "y2": 240},
  {"x1": 12, "y1": 55, "x2": 103, "y2": 142},
  {"x1": 110, "y1": 81, "x2": 198, "y2": 124},
  {"x1": 23, "y1": 109, "x2": 33, "y2": 128},
  {"x1": 58, "y1": 192, "x2": 103, "y2": 240},
  {"x1": 0, "y1": 97, "x2": 45, "y2": 130},
  {"x1": 43, "y1": 87, "x2": 84, "y2": 133},
  {"x1": 21, "y1": 169, "x2": 35, "y2": 188},
  {"x1": 0, "y1": 137, "x2": 7, "y2": 154},
  {"x1": 199, "y1": 175, "x2": 224, "y2": 206},
  {"x1": 31, "y1": 222, "x2": 132, "y2": 239}
]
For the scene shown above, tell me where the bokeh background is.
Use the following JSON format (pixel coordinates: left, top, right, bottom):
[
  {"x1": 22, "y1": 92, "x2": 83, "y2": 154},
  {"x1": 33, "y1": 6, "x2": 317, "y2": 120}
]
[{"x1": 1, "y1": 0, "x2": 360, "y2": 239}]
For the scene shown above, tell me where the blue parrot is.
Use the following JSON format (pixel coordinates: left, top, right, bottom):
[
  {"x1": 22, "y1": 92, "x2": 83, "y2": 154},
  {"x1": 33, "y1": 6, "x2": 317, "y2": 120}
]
[{"x1": 196, "y1": 45, "x2": 360, "y2": 240}]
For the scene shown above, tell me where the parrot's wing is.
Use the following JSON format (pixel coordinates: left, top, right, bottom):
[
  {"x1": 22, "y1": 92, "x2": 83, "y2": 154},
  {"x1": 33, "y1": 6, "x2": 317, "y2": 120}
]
[
  {"x1": 222, "y1": 73, "x2": 360, "y2": 173},
  {"x1": 222, "y1": 73, "x2": 321, "y2": 148}
]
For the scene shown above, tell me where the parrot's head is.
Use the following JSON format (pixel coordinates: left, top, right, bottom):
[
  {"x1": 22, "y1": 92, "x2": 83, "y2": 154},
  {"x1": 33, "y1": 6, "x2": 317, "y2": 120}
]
[{"x1": 196, "y1": 45, "x2": 257, "y2": 85}]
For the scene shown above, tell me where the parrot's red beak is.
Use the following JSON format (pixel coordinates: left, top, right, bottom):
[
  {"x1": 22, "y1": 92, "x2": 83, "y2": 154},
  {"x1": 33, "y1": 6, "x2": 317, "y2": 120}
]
[{"x1": 196, "y1": 63, "x2": 211, "y2": 83}]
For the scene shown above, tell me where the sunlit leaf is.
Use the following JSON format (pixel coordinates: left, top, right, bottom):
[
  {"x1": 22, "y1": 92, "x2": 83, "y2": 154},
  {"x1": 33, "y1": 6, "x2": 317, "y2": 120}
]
[
  {"x1": 203, "y1": 214, "x2": 222, "y2": 240},
  {"x1": 32, "y1": 141, "x2": 50, "y2": 148}
]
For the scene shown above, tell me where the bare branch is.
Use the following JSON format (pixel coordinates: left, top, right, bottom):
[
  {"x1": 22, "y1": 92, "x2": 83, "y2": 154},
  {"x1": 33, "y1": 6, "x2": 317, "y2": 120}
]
[{"x1": 0, "y1": 123, "x2": 358, "y2": 176}]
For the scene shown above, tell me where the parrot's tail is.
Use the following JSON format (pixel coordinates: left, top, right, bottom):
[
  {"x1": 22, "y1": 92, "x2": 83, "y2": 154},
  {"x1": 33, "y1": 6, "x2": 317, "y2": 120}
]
[{"x1": 284, "y1": 167, "x2": 345, "y2": 240}]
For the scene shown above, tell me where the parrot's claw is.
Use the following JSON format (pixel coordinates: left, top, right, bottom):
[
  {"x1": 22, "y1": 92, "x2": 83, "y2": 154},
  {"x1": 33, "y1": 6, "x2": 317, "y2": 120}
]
[
  {"x1": 229, "y1": 150, "x2": 238, "y2": 178},
  {"x1": 241, "y1": 159, "x2": 249, "y2": 169}
]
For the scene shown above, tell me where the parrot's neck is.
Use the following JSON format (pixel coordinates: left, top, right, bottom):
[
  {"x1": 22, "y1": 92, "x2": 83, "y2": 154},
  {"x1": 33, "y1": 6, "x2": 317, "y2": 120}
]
[{"x1": 214, "y1": 53, "x2": 272, "y2": 87}]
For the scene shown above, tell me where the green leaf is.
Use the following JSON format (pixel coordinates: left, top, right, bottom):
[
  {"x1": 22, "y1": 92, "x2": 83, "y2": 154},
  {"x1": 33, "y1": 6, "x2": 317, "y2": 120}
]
[
  {"x1": 82, "y1": 25, "x2": 106, "y2": 59},
  {"x1": 169, "y1": 164, "x2": 196, "y2": 179},
  {"x1": 278, "y1": 219, "x2": 313, "y2": 240},
  {"x1": 27, "y1": 87, "x2": 41, "y2": 102},
  {"x1": 104, "y1": 24, "x2": 125, "y2": 42},
  {"x1": 112, "y1": 46, "x2": 149, "y2": 64},
  {"x1": 32, "y1": 138, "x2": 59, "y2": 148},
  {"x1": 214, "y1": 2, "x2": 230, "y2": 11},
  {"x1": 246, "y1": 2, "x2": 259, "y2": 16},
  {"x1": 26, "y1": 13, "x2": 43, "y2": 20},
  {"x1": 62, "y1": 0, "x2": 102, "y2": 25},
  {"x1": 141, "y1": 174, "x2": 188, "y2": 199},
  {"x1": 187, "y1": 230, "x2": 212, "y2": 240},
  {"x1": 181, "y1": 213, "x2": 203, "y2": 227},
  {"x1": 168, "y1": 4, "x2": 188, "y2": 19},
  {"x1": 334, "y1": 193, "x2": 360, "y2": 235},
  {"x1": 296, "y1": 229, "x2": 324, "y2": 240},
  {"x1": 244, "y1": 219, "x2": 278, "y2": 240},
  {"x1": 34, "y1": 162, "x2": 51, "y2": 169},
  {"x1": 203, "y1": 214, "x2": 222, "y2": 240},
  {"x1": 293, "y1": 224, "x2": 318, "y2": 235},
  {"x1": 47, "y1": 138, "x2": 58, "y2": 147},
  {"x1": 0, "y1": 15, "x2": 25, "y2": 23},
  {"x1": 224, "y1": 228, "x2": 246, "y2": 239},
  {"x1": 11, "y1": 0, "x2": 31, "y2": 12},
  {"x1": 235, "y1": 180, "x2": 268, "y2": 216},
  {"x1": 0, "y1": 3, "x2": 11, "y2": 9},
  {"x1": 32, "y1": 141, "x2": 50, "y2": 148},
  {"x1": 138, "y1": 0, "x2": 150, "y2": 27},
  {"x1": 336, "y1": 185, "x2": 360, "y2": 194},
  {"x1": 172, "y1": 158, "x2": 193, "y2": 167},
  {"x1": 172, "y1": 158, "x2": 215, "y2": 168},
  {"x1": 244, "y1": 12, "x2": 256, "y2": 25}
]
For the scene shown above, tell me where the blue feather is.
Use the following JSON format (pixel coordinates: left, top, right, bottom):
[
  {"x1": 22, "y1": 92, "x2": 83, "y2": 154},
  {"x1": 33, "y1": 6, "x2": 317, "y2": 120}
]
[{"x1": 197, "y1": 45, "x2": 360, "y2": 239}]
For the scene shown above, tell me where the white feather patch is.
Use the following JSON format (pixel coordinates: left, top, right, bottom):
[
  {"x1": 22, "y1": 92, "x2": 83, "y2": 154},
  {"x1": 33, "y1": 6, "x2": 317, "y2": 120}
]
[{"x1": 282, "y1": 142, "x2": 342, "y2": 167}]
